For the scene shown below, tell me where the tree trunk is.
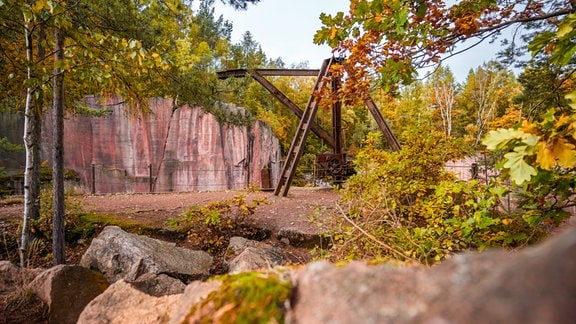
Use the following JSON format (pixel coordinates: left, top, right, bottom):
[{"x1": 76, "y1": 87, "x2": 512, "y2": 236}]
[
  {"x1": 20, "y1": 17, "x2": 42, "y2": 268},
  {"x1": 52, "y1": 27, "x2": 66, "y2": 265}
]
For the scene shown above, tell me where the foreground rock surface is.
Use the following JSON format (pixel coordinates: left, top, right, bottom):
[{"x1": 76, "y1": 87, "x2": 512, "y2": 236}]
[
  {"x1": 5, "y1": 225, "x2": 574, "y2": 323},
  {"x1": 78, "y1": 280, "x2": 180, "y2": 324},
  {"x1": 79, "y1": 226, "x2": 212, "y2": 283},
  {"x1": 290, "y1": 225, "x2": 576, "y2": 323},
  {"x1": 29, "y1": 265, "x2": 109, "y2": 324}
]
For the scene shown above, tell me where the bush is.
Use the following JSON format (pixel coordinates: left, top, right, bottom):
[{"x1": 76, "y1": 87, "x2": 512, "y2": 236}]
[
  {"x1": 328, "y1": 130, "x2": 543, "y2": 265},
  {"x1": 168, "y1": 195, "x2": 267, "y2": 255},
  {"x1": 32, "y1": 186, "x2": 94, "y2": 243}
]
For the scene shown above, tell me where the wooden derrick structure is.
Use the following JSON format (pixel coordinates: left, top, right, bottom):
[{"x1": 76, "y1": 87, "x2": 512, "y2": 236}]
[{"x1": 217, "y1": 58, "x2": 400, "y2": 197}]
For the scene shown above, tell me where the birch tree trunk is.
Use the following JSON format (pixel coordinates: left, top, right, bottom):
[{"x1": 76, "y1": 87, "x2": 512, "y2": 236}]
[
  {"x1": 52, "y1": 27, "x2": 66, "y2": 265},
  {"x1": 19, "y1": 16, "x2": 42, "y2": 268}
]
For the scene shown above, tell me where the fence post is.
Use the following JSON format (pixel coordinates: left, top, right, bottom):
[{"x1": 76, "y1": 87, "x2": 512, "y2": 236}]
[
  {"x1": 470, "y1": 163, "x2": 479, "y2": 180},
  {"x1": 91, "y1": 164, "x2": 96, "y2": 194}
]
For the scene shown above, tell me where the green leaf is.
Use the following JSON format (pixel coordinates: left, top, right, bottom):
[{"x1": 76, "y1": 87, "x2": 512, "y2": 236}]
[
  {"x1": 527, "y1": 31, "x2": 555, "y2": 56},
  {"x1": 565, "y1": 90, "x2": 576, "y2": 110},
  {"x1": 416, "y1": 3, "x2": 427, "y2": 19},
  {"x1": 502, "y1": 150, "x2": 537, "y2": 184},
  {"x1": 483, "y1": 128, "x2": 540, "y2": 150},
  {"x1": 552, "y1": 42, "x2": 576, "y2": 66},
  {"x1": 319, "y1": 13, "x2": 332, "y2": 25}
]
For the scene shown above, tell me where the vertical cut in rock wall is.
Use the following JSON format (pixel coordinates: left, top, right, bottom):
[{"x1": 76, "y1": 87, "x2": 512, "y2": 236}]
[{"x1": 41, "y1": 97, "x2": 281, "y2": 193}]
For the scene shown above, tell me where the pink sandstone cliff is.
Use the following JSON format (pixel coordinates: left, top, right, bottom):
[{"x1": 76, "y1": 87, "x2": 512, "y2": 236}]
[{"x1": 42, "y1": 97, "x2": 281, "y2": 193}]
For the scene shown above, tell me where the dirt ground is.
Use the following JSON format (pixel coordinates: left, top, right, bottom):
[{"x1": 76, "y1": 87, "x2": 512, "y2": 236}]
[
  {"x1": 82, "y1": 187, "x2": 339, "y2": 232},
  {"x1": 0, "y1": 187, "x2": 340, "y2": 264},
  {"x1": 1, "y1": 187, "x2": 339, "y2": 227}
]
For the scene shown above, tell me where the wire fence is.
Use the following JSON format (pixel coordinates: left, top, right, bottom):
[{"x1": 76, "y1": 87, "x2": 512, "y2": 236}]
[
  {"x1": 80, "y1": 162, "x2": 276, "y2": 194},
  {"x1": 83, "y1": 164, "x2": 347, "y2": 194},
  {"x1": 4, "y1": 159, "x2": 574, "y2": 216}
]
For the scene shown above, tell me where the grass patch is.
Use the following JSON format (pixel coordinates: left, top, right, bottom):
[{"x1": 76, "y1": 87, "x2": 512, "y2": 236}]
[{"x1": 0, "y1": 196, "x2": 23, "y2": 206}]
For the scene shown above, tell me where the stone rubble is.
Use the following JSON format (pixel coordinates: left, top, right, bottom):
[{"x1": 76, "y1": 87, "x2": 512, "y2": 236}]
[{"x1": 1, "y1": 224, "x2": 574, "y2": 323}]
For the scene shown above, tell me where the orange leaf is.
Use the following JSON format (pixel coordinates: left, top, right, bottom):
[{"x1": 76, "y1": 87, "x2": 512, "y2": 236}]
[{"x1": 536, "y1": 137, "x2": 576, "y2": 169}]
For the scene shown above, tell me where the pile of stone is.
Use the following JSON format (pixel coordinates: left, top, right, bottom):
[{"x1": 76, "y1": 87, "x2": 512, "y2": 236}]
[{"x1": 1, "y1": 224, "x2": 575, "y2": 323}]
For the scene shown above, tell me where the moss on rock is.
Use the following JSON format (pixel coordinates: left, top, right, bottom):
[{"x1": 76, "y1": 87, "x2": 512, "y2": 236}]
[{"x1": 186, "y1": 272, "x2": 292, "y2": 323}]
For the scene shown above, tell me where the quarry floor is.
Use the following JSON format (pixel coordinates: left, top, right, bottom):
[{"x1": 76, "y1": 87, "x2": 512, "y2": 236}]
[
  {"x1": 0, "y1": 187, "x2": 340, "y2": 265},
  {"x1": 81, "y1": 186, "x2": 339, "y2": 233}
]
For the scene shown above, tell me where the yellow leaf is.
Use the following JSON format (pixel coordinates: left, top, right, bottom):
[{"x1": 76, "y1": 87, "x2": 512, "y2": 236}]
[
  {"x1": 330, "y1": 27, "x2": 337, "y2": 40},
  {"x1": 555, "y1": 114, "x2": 571, "y2": 128},
  {"x1": 552, "y1": 138, "x2": 576, "y2": 168},
  {"x1": 536, "y1": 137, "x2": 576, "y2": 169},
  {"x1": 536, "y1": 142, "x2": 555, "y2": 170},
  {"x1": 520, "y1": 120, "x2": 538, "y2": 135},
  {"x1": 557, "y1": 20, "x2": 573, "y2": 38}
]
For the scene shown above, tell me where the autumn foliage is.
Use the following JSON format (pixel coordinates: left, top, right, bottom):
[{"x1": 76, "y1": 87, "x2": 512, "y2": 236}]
[
  {"x1": 314, "y1": 0, "x2": 576, "y2": 263},
  {"x1": 314, "y1": 0, "x2": 574, "y2": 98}
]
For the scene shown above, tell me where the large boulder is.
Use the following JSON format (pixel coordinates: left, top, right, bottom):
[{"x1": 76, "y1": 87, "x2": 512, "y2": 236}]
[
  {"x1": 425, "y1": 225, "x2": 576, "y2": 323},
  {"x1": 28, "y1": 265, "x2": 109, "y2": 324},
  {"x1": 78, "y1": 280, "x2": 180, "y2": 324},
  {"x1": 80, "y1": 226, "x2": 212, "y2": 283},
  {"x1": 289, "y1": 225, "x2": 576, "y2": 323},
  {"x1": 228, "y1": 247, "x2": 283, "y2": 274}
]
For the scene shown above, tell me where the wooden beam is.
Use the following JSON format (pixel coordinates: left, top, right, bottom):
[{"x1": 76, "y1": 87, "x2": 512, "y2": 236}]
[
  {"x1": 247, "y1": 70, "x2": 334, "y2": 148},
  {"x1": 217, "y1": 68, "x2": 320, "y2": 79},
  {"x1": 365, "y1": 97, "x2": 401, "y2": 151}
]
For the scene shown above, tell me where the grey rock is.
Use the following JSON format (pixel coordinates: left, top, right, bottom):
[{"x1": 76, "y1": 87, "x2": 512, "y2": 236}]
[
  {"x1": 80, "y1": 226, "x2": 212, "y2": 283},
  {"x1": 228, "y1": 247, "x2": 284, "y2": 274},
  {"x1": 277, "y1": 227, "x2": 331, "y2": 249},
  {"x1": 225, "y1": 236, "x2": 284, "y2": 273},
  {"x1": 131, "y1": 273, "x2": 186, "y2": 297}
]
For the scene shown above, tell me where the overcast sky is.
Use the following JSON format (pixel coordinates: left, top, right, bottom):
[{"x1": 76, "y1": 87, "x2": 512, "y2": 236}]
[{"x1": 208, "y1": 0, "x2": 503, "y2": 83}]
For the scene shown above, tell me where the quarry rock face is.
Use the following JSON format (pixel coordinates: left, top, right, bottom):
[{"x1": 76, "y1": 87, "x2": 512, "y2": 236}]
[{"x1": 39, "y1": 97, "x2": 281, "y2": 193}]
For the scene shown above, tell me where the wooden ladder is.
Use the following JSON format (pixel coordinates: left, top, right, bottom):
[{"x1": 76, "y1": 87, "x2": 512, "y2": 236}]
[{"x1": 274, "y1": 58, "x2": 333, "y2": 196}]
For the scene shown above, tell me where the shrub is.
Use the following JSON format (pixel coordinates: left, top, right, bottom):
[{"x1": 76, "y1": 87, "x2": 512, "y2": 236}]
[
  {"x1": 32, "y1": 186, "x2": 93, "y2": 243},
  {"x1": 328, "y1": 130, "x2": 542, "y2": 265},
  {"x1": 168, "y1": 195, "x2": 267, "y2": 255}
]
